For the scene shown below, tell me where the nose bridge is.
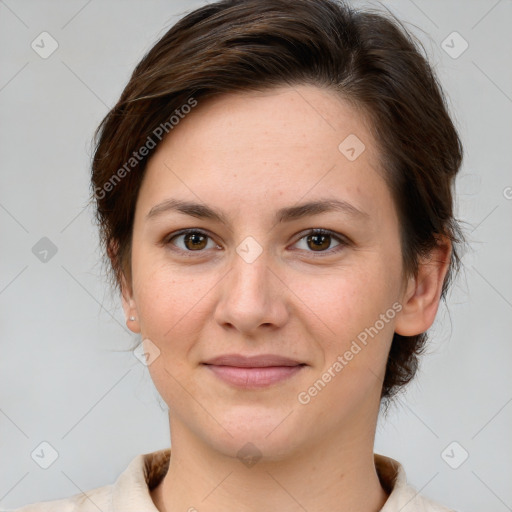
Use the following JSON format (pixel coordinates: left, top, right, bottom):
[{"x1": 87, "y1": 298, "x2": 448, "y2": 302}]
[
  {"x1": 228, "y1": 247, "x2": 272, "y2": 310},
  {"x1": 215, "y1": 244, "x2": 287, "y2": 333}
]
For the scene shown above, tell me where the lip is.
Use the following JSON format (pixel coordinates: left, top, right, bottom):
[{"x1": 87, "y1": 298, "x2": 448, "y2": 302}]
[
  {"x1": 202, "y1": 353, "x2": 304, "y2": 367},
  {"x1": 202, "y1": 353, "x2": 306, "y2": 389},
  {"x1": 204, "y1": 365, "x2": 305, "y2": 389}
]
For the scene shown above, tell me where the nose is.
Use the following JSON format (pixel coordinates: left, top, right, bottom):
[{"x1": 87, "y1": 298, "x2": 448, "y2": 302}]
[{"x1": 214, "y1": 250, "x2": 289, "y2": 336}]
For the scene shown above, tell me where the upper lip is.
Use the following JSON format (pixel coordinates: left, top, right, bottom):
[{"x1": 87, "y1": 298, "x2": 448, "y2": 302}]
[{"x1": 202, "y1": 354, "x2": 305, "y2": 367}]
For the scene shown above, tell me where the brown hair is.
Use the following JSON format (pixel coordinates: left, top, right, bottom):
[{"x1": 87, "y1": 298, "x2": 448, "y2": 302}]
[{"x1": 91, "y1": 0, "x2": 464, "y2": 402}]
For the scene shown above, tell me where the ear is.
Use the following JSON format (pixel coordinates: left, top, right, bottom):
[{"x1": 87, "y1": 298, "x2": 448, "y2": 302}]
[
  {"x1": 394, "y1": 235, "x2": 451, "y2": 337},
  {"x1": 109, "y1": 239, "x2": 140, "y2": 334},
  {"x1": 120, "y1": 271, "x2": 141, "y2": 334}
]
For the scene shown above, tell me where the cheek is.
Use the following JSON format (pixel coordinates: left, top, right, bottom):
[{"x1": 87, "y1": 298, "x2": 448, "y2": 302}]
[
  {"x1": 132, "y1": 265, "x2": 212, "y2": 404},
  {"x1": 130, "y1": 241, "x2": 196, "y2": 340},
  {"x1": 291, "y1": 268, "x2": 398, "y2": 418},
  {"x1": 292, "y1": 262, "x2": 396, "y2": 336},
  {"x1": 134, "y1": 266, "x2": 209, "y2": 341},
  {"x1": 289, "y1": 261, "x2": 400, "y2": 401}
]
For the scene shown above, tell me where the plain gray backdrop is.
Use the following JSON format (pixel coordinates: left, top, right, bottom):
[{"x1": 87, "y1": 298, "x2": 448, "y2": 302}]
[{"x1": 1, "y1": 1, "x2": 511, "y2": 511}]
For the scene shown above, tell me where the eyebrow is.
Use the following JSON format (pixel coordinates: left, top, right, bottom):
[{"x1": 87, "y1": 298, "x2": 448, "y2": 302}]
[{"x1": 146, "y1": 197, "x2": 369, "y2": 224}]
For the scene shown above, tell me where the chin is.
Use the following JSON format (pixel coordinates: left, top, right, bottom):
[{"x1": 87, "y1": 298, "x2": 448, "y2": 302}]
[{"x1": 199, "y1": 409, "x2": 307, "y2": 461}]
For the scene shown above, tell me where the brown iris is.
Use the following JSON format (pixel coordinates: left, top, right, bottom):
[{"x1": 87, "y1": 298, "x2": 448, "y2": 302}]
[
  {"x1": 184, "y1": 232, "x2": 208, "y2": 250},
  {"x1": 307, "y1": 233, "x2": 331, "y2": 251}
]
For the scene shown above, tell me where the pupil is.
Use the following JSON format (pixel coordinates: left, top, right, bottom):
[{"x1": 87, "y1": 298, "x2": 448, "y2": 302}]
[
  {"x1": 308, "y1": 234, "x2": 330, "y2": 251},
  {"x1": 185, "y1": 233, "x2": 206, "y2": 250}
]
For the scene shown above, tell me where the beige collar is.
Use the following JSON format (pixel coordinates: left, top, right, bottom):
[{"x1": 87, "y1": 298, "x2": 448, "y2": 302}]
[{"x1": 110, "y1": 448, "x2": 452, "y2": 511}]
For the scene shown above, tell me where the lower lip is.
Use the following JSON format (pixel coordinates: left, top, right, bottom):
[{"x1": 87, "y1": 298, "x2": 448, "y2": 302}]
[{"x1": 203, "y1": 364, "x2": 305, "y2": 389}]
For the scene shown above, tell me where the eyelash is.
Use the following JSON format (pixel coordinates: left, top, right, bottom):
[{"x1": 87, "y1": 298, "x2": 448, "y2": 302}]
[{"x1": 163, "y1": 228, "x2": 349, "y2": 258}]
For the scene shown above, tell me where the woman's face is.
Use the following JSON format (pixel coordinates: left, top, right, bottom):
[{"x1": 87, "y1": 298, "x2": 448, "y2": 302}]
[{"x1": 124, "y1": 85, "x2": 408, "y2": 458}]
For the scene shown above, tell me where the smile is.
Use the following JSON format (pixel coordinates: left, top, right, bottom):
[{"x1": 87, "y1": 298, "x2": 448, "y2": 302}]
[{"x1": 202, "y1": 364, "x2": 306, "y2": 389}]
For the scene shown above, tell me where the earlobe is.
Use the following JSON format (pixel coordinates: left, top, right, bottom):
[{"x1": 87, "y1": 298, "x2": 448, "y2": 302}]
[
  {"x1": 109, "y1": 240, "x2": 140, "y2": 332},
  {"x1": 120, "y1": 273, "x2": 141, "y2": 334},
  {"x1": 394, "y1": 236, "x2": 451, "y2": 337}
]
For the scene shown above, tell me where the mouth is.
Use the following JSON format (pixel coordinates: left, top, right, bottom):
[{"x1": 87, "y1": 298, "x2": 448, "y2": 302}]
[
  {"x1": 201, "y1": 353, "x2": 307, "y2": 389},
  {"x1": 202, "y1": 364, "x2": 306, "y2": 389}
]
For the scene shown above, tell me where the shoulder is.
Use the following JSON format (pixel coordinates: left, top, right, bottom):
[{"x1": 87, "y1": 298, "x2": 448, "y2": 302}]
[
  {"x1": 375, "y1": 453, "x2": 458, "y2": 512},
  {"x1": 2, "y1": 484, "x2": 113, "y2": 512},
  {"x1": 3, "y1": 448, "x2": 170, "y2": 512}
]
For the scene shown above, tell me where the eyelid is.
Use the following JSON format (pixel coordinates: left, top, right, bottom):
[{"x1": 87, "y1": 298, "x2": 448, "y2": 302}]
[
  {"x1": 163, "y1": 227, "x2": 350, "y2": 256},
  {"x1": 290, "y1": 228, "x2": 350, "y2": 255},
  {"x1": 163, "y1": 228, "x2": 220, "y2": 254}
]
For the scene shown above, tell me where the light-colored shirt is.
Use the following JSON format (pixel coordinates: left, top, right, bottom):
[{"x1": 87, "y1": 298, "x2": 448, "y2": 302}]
[{"x1": 6, "y1": 448, "x2": 455, "y2": 511}]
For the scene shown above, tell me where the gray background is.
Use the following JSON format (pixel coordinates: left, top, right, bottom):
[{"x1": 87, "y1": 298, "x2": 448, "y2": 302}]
[{"x1": 1, "y1": 1, "x2": 511, "y2": 510}]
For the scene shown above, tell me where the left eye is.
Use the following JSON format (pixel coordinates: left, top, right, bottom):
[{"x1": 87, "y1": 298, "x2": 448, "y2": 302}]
[{"x1": 293, "y1": 229, "x2": 345, "y2": 254}]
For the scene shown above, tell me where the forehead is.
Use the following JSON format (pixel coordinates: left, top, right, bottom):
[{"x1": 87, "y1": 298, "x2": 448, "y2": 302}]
[
  {"x1": 159, "y1": 85, "x2": 377, "y2": 159},
  {"x1": 138, "y1": 85, "x2": 391, "y2": 222}
]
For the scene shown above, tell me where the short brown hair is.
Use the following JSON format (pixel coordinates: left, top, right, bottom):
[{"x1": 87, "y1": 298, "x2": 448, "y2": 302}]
[{"x1": 91, "y1": 0, "x2": 465, "y2": 402}]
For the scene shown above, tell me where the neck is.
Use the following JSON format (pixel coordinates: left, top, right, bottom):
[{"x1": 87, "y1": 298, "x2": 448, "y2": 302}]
[{"x1": 151, "y1": 406, "x2": 388, "y2": 512}]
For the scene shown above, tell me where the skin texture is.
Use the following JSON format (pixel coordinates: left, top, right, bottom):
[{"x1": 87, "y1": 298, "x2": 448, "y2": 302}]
[{"x1": 120, "y1": 85, "x2": 451, "y2": 511}]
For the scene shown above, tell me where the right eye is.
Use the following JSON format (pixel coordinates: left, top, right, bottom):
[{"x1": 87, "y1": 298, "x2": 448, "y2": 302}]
[{"x1": 165, "y1": 229, "x2": 220, "y2": 254}]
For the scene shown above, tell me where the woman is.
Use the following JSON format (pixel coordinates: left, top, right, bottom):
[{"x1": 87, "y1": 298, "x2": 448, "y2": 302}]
[{"x1": 13, "y1": 0, "x2": 464, "y2": 510}]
